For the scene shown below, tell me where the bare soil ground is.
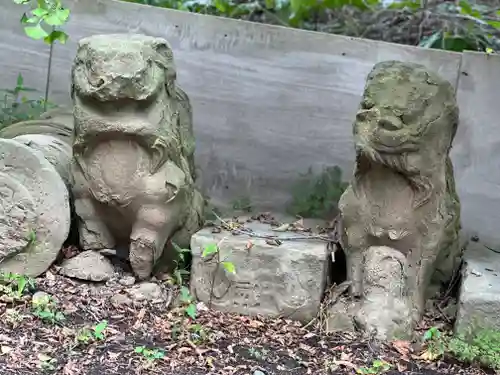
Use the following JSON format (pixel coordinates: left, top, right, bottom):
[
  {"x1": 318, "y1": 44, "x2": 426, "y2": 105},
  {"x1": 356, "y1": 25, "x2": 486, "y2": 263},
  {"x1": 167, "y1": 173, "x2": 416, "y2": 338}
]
[{"x1": 0, "y1": 267, "x2": 494, "y2": 375}]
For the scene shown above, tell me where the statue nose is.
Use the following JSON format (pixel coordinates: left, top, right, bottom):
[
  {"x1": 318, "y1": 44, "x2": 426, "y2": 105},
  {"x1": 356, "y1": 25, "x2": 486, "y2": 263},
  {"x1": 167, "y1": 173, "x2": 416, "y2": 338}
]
[{"x1": 378, "y1": 117, "x2": 403, "y2": 131}]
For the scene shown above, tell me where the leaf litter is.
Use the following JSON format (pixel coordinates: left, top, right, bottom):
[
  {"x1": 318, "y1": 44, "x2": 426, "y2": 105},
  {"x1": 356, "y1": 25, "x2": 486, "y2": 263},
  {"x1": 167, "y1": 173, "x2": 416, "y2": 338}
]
[{"x1": 0, "y1": 264, "x2": 495, "y2": 375}]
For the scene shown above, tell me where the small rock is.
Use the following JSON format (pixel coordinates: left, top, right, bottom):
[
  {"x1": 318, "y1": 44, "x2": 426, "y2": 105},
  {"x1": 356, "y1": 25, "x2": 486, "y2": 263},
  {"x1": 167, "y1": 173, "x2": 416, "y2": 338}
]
[
  {"x1": 110, "y1": 294, "x2": 132, "y2": 307},
  {"x1": 32, "y1": 291, "x2": 51, "y2": 305},
  {"x1": 59, "y1": 250, "x2": 115, "y2": 282},
  {"x1": 119, "y1": 275, "x2": 136, "y2": 286},
  {"x1": 126, "y1": 282, "x2": 162, "y2": 302}
]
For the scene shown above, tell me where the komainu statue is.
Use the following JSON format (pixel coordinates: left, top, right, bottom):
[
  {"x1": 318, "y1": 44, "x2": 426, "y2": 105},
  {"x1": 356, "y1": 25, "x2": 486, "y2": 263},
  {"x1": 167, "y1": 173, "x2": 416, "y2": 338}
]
[
  {"x1": 70, "y1": 34, "x2": 204, "y2": 280},
  {"x1": 338, "y1": 61, "x2": 461, "y2": 339}
]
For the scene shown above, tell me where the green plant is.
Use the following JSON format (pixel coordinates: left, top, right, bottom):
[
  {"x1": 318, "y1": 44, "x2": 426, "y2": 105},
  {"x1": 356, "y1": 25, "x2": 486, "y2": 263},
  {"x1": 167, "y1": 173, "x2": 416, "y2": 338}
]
[
  {"x1": 168, "y1": 242, "x2": 198, "y2": 320},
  {"x1": 93, "y1": 320, "x2": 108, "y2": 340},
  {"x1": 123, "y1": 0, "x2": 500, "y2": 54},
  {"x1": 421, "y1": 326, "x2": 446, "y2": 360},
  {"x1": 134, "y1": 345, "x2": 166, "y2": 362},
  {"x1": 76, "y1": 320, "x2": 108, "y2": 344},
  {"x1": 75, "y1": 327, "x2": 93, "y2": 344},
  {"x1": 13, "y1": 0, "x2": 70, "y2": 110},
  {"x1": 202, "y1": 242, "x2": 236, "y2": 306},
  {"x1": 0, "y1": 74, "x2": 52, "y2": 128},
  {"x1": 357, "y1": 359, "x2": 391, "y2": 374},
  {"x1": 179, "y1": 285, "x2": 197, "y2": 319},
  {"x1": 170, "y1": 241, "x2": 191, "y2": 286},
  {"x1": 31, "y1": 294, "x2": 65, "y2": 324},
  {"x1": 415, "y1": 1, "x2": 500, "y2": 53},
  {"x1": 248, "y1": 346, "x2": 269, "y2": 360},
  {"x1": 231, "y1": 196, "x2": 253, "y2": 212},
  {"x1": 37, "y1": 353, "x2": 57, "y2": 371},
  {"x1": 0, "y1": 271, "x2": 36, "y2": 300},
  {"x1": 287, "y1": 165, "x2": 348, "y2": 219},
  {"x1": 449, "y1": 326, "x2": 500, "y2": 370},
  {"x1": 188, "y1": 323, "x2": 210, "y2": 344}
]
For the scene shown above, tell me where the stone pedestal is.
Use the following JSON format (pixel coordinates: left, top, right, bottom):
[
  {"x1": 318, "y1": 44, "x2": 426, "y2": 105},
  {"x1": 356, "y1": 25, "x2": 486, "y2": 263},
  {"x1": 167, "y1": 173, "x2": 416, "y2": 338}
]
[
  {"x1": 190, "y1": 221, "x2": 329, "y2": 322},
  {"x1": 455, "y1": 241, "x2": 500, "y2": 335}
]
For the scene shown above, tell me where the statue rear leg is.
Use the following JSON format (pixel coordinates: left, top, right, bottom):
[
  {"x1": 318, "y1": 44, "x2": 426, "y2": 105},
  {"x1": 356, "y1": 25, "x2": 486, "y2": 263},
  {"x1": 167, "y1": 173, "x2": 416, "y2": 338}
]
[{"x1": 72, "y1": 167, "x2": 115, "y2": 250}]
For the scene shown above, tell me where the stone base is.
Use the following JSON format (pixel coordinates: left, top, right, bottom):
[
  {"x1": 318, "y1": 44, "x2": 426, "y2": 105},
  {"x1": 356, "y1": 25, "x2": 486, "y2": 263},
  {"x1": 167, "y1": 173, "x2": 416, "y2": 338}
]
[
  {"x1": 190, "y1": 220, "x2": 329, "y2": 322},
  {"x1": 455, "y1": 240, "x2": 500, "y2": 335}
]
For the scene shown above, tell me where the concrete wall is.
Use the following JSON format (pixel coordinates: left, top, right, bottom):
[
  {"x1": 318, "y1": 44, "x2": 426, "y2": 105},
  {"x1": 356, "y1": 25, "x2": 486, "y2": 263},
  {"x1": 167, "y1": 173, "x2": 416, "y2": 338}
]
[
  {"x1": 451, "y1": 52, "x2": 500, "y2": 245},
  {"x1": 0, "y1": 0, "x2": 498, "y2": 244}
]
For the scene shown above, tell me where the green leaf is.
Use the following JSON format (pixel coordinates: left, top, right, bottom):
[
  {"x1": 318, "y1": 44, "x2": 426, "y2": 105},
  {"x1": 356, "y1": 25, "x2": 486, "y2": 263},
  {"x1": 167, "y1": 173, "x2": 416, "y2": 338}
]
[
  {"x1": 55, "y1": 311, "x2": 65, "y2": 321},
  {"x1": 202, "y1": 243, "x2": 218, "y2": 257},
  {"x1": 17, "y1": 277, "x2": 27, "y2": 296},
  {"x1": 419, "y1": 31, "x2": 442, "y2": 48},
  {"x1": 153, "y1": 350, "x2": 165, "y2": 359},
  {"x1": 459, "y1": 0, "x2": 473, "y2": 14},
  {"x1": 171, "y1": 241, "x2": 182, "y2": 253},
  {"x1": 289, "y1": 0, "x2": 301, "y2": 14},
  {"x1": 36, "y1": 0, "x2": 49, "y2": 9},
  {"x1": 213, "y1": 0, "x2": 227, "y2": 12},
  {"x1": 185, "y1": 303, "x2": 197, "y2": 319},
  {"x1": 44, "y1": 8, "x2": 70, "y2": 26},
  {"x1": 94, "y1": 320, "x2": 108, "y2": 336},
  {"x1": 221, "y1": 261, "x2": 236, "y2": 274},
  {"x1": 24, "y1": 24, "x2": 49, "y2": 40},
  {"x1": 180, "y1": 286, "x2": 192, "y2": 303},
  {"x1": 32, "y1": 8, "x2": 49, "y2": 17},
  {"x1": 13, "y1": 0, "x2": 31, "y2": 4},
  {"x1": 21, "y1": 14, "x2": 40, "y2": 24},
  {"x1": 423, "y1": 330, "x2": 433, "y2": 341},
  {"x1": 388, "y1": 0, "x2": 420, "y2": 10},
  {"x1": 264, "y1": 0, "x2": 275, "y2": 9},
  {"x1": 44, "y1": 30, "x2": 68, "y2": 45},
  {"x1": 487, "y1": 20, "x2": 500, "y2": 29},
  {"x1": 16, "y1": 73, "x2": 24, "y2": 88},
  {"x1": 134, "y1": 346, "x2": 145, "y2": 353}
]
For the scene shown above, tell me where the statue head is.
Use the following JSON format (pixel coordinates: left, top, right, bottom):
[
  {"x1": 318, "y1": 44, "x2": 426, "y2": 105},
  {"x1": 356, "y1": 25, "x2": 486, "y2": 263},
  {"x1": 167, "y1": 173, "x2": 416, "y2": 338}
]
[
  {"x1": 71, "y1": 34, "x2": 177, "y2": 102},
  {"x1": 353, "y1": 61, "x2": 458, "y2": 177}
]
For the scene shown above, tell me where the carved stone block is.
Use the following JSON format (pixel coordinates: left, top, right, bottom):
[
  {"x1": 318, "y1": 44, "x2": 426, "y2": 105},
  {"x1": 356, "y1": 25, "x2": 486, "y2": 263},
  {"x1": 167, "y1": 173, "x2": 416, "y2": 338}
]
[
  {"x1": 190, "y1": 222, "x2": 329, "y2": 322},
  {"x1": 455, "y1": 241, "x2": 500, "y2": 335}
]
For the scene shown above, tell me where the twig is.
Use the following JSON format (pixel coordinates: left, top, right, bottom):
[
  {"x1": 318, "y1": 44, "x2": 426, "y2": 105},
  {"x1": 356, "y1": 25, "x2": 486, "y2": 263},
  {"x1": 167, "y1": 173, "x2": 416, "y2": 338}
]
[
  {"x1": 484, "y1": 244, "x2": 500, "y2": 254},
  {"x1": 44, "y1": 28, "x2": 55, "y2": 112},
  {"x1": 208, "y1": 236, "x2": 228, "y2": 309},
  {"x1": 211, "y1": 210, "x2": 334, "y2": 242}
]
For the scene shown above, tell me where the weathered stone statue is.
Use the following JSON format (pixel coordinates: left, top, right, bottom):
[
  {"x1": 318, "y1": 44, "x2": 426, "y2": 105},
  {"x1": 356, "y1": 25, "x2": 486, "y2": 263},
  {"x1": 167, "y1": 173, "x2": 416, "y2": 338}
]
[
  {"x1": 70, "y1": 34, "x2": 204, "y2": 280},
  {"x1": 338, "y1": 61, "x2": 461, "y2": 339},
  {"x1": 0, "y1": 107, "x2": 73, "y2": 277}
]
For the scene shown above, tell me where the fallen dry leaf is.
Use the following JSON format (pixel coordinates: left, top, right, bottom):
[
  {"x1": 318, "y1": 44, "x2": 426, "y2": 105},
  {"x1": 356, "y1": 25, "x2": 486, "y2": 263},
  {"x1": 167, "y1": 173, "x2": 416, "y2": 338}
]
[
  {"x1": 392, "y1": 339, "x2": 411, "y2": 359},
  {"x1": 0, "y1": 346, "x2": 12, "y2": 354}
]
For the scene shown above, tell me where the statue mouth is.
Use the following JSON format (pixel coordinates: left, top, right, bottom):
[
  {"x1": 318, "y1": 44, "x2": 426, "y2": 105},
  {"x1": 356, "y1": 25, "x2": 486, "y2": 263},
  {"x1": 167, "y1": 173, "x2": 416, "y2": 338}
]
[
  {"x1": 371, "y1": 137, "x2": 420, "y2": 154},
  {"x1": 356, "y1": 126, "x2": 419, "y2": 155}
]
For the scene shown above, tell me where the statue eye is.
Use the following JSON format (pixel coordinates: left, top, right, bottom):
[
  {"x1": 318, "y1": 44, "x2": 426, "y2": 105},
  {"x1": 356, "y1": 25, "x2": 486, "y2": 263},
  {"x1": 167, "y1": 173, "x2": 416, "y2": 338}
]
[
  {"x1": 402, "y1": 112, "x2": 416, "y2": 124},
  {"x1": 361, "y1": 98, "x2": 374, "y2": 109},
  {"x1": 356, "y1": 110, "x2": 368, "y2": 122}
]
